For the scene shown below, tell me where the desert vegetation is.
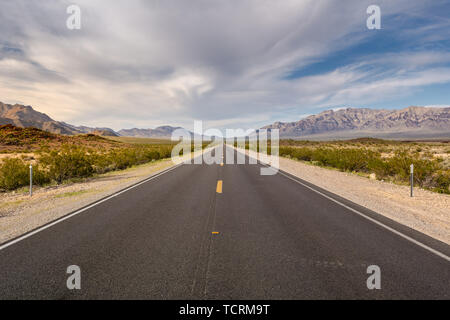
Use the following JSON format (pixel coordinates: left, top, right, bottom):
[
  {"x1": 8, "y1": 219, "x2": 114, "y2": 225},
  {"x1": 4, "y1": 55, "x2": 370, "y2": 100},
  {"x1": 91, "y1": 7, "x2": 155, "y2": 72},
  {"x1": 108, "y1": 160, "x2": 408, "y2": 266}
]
[
  {"x1": 237, "y1": 138, "x2": 450, "y2": 194},
  {"x1": 0, "y1": 125, "x2": 204, "y2": 192}
]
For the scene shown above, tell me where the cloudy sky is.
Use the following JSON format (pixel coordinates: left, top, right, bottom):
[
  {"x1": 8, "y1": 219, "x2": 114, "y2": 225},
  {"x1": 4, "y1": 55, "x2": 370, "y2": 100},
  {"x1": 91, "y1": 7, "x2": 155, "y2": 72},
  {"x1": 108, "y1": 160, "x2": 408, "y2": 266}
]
[{"x1": 0, "y1": 0, "x2": 449, "y2": 131}]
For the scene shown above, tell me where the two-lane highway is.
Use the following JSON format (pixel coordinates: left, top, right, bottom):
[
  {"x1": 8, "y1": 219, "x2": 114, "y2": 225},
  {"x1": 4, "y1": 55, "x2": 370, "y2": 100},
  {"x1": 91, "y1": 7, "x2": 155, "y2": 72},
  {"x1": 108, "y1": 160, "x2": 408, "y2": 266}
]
[{"x1": 0, "y1": 145, "x2": 449, "y2": 299}]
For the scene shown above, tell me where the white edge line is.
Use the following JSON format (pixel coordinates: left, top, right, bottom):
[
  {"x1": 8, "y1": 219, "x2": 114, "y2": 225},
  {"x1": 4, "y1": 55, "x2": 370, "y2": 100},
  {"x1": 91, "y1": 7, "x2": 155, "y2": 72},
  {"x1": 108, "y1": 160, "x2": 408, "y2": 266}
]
[
  {"x1": 278, "y1": 170, "x2": 450, "y2": 262},
  {"x1": 0, "y1": 163, "x2": 182, "y2": 251},
  {"x1": 233, "y1": 146, "x2": 450, "y2": 262}
]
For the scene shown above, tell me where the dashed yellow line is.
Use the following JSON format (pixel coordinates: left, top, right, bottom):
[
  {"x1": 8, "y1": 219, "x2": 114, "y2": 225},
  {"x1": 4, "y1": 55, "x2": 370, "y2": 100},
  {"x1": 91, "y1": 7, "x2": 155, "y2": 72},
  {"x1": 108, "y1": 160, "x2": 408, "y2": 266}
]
[{"x1": 216, "y1": 180, "x2": 223, "y2": 193}]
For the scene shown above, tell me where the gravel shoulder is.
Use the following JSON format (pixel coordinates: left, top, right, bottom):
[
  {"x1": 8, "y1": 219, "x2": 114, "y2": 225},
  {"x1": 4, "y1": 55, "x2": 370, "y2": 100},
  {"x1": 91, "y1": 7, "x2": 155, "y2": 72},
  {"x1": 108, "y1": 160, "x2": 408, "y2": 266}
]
[{"x1": 240, "y1": 147, "x2": 450, "y2": 245}]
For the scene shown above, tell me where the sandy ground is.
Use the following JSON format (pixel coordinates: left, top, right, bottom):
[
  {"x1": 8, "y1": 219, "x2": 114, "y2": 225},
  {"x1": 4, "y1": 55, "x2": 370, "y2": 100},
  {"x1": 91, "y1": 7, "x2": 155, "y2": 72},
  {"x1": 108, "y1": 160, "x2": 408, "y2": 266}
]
[{"x1": 239, "y1": 147, "x2": 450, "y2": 245}]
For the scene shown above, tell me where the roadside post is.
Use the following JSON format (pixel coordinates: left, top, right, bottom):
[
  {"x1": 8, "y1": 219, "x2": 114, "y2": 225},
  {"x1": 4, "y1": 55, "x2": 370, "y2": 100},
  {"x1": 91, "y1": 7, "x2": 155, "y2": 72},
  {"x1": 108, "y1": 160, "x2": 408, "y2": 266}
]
[
  {"x1": 29, "y1": 164, "x2": 33, "y2": 197},
  {"x1": 410, "y1": 164, "x2": 414, "y2": 197}
]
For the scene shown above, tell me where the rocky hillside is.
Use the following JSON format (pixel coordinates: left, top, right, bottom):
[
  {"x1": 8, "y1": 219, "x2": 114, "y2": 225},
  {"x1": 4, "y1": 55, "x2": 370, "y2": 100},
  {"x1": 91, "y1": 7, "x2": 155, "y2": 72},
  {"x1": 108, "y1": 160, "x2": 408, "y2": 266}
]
[
  {"x1": 61, "y1": 123, "x2": 119, "y2": 136},
  {"x1": 0, "y1": 102, "x2": 184, "y2": 138},
  {"x1": 0, "y1": 124, "x2": 121, "y2": 152},
  {"x1": 0, "y1": 102, "x2": 77, "y2": 135},
  {"x1": 0, "y1": 102, "x2": 119, "y2": 136},
  {"x1": 263, "y1": 106, "x2": 450, "y2": 139}
]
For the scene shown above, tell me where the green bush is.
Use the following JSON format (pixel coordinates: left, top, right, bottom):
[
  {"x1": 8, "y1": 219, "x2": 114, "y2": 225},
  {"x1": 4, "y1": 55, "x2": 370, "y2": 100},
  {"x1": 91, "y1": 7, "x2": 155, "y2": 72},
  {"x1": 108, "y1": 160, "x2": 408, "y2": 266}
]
[
  {"x1": 0, "y1": 158, "x2": 51, "y2": 191},
  {"x1": 32, "y1": 165, "x2": 51, "y2": 186},
  {"x1": 367, "y1": 157, "x2": 393, "y2": 179},
  {"x1": 39, "y1": 145, "x2": 94, "y2": 183},
  {"x1": 386, "y1": 152, "x2": 439, "y2": 187},
  {"x1": 0, "y1": 158, "x2": 30, "y2": 190},
  {"x1": 0, "y1": 142, "x2": 179, "y2": 192},
  {"x1": 278, "y1": 146, "x2": 449, "y2": 193},
  {"x1": 280, "y1": 147, "x2": 314, "y2": 162},
  {"x1": 430, "y1": 170, "x2": 450, "y2": 194},
  {"x1": 281, "y1": 147, "x2": 377, "y2": 173}
]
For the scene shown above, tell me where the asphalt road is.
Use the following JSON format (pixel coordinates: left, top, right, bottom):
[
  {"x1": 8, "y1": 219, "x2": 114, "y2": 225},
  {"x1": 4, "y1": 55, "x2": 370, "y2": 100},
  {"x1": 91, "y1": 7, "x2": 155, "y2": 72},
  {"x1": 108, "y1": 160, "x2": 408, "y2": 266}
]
[{"x1": 0, "y1": 145, "x2": 449, "y2": 299}]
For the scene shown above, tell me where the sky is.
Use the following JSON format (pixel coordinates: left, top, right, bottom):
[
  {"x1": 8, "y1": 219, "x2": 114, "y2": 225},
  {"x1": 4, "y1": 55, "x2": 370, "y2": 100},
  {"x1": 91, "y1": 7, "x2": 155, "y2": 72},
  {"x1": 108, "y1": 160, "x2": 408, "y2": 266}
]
[{"x1": 0, "y1": 0, "x2": 449, "y2": 131}]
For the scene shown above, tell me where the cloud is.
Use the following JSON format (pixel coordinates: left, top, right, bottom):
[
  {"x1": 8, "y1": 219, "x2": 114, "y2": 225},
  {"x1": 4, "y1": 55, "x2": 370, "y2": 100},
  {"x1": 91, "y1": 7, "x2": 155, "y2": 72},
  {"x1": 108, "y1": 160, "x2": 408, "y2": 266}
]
[{"x1": 0, "y1": 0, "x2": 449, "y2": 130}]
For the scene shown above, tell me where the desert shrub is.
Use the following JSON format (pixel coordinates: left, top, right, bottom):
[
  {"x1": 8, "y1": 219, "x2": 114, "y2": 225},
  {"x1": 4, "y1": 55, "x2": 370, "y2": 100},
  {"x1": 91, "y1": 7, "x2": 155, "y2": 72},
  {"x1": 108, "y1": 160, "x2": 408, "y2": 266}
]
[
  {"x1": 32, "y1": 165, "x2": 51, "y2": 186},
  {"x1": 0, "y1": 158, "x2": 30, "y2": 190},
  {"x1": 280, "y1": 147, "x2": 376, "y2": 172},
  {"x1": 158, "y1": 146, "x2": 173, "y2": 159},
  {"x1": 278, "y1": 145, "x2": 449, "y2": 193},
  {"x1": 316, "y1": 148, "x2": 376, "y2": 172},
  {"x1": 386, "y1": 151, "x2": 439, "y2": 187},
  {"x1": 288, "y1": 147, "x2": 314, "y2": 161},
  {"x1": 0, "y1": 142, "x2": 190, "y2": 191},
  {"x1": 281, "y1": 146, "x2": 317, "y2": 162},
  {"x1": 367, "y1": 157, "x2": 393, "y2": 179},
  {"x1": 91, "y1": 152, "x2": 115, "y2": 174},
  {"x1": 0, "y1": 158, "x2": 51, "y2": 191},
  {"x1": 429, "y1": 170, "x2": 450, "y2": 194},
  {"x1": 107, "y1": 148, "x2": 136, "y2": 170},
  {"x1": 39, "y1": 145, "x2": 94, "y2": 183},
  {"x1": 145, "y1": 150, "x2": 161, "y2": 161},
  {"x1": 93, "y1": 145, "x2": 173, "y2": 172}
]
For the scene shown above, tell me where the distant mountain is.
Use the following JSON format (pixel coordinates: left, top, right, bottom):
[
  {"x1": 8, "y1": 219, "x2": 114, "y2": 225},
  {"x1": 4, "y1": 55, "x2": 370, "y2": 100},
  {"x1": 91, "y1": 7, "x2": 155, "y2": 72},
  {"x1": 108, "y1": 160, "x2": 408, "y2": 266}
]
[
  {"x1": 61, "y1": 123, "x2": 119, "y2": 136},
  {"x1": 118, "y1": 126, "x2": 183, "y2": 138},
  {"x1": 263, "y1": 106, "x2": 450, "y2": 139},
  {"x1": 0, "y1": 102, "x2": 120, "y2": 136},
  {"x1": 0, "y1": 101, "x2": 188, "y2": 138},
  {"x1": 0, "y1": 102, "x2": 79, "y2": 135},
  {"x1": 5, "y1": 101, "x2": 448, "y2": 141}
]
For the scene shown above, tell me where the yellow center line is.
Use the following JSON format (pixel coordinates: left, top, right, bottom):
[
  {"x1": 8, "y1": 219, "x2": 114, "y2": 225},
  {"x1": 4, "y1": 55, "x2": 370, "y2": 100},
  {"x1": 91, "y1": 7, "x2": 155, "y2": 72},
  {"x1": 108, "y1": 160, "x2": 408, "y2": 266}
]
[{"x1": 216, "y1": 180, "x2": 223, "y2": 193}]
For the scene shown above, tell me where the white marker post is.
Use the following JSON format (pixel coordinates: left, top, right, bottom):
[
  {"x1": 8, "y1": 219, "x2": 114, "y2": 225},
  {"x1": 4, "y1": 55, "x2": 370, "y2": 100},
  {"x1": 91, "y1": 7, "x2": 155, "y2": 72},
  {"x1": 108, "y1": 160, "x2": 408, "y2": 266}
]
[
  {"x1": 29, "y1": 164, "x2": 33, "y2": 197},
  {"x1": 410, "y1": 164, "x2": 414, "y2": 197}
]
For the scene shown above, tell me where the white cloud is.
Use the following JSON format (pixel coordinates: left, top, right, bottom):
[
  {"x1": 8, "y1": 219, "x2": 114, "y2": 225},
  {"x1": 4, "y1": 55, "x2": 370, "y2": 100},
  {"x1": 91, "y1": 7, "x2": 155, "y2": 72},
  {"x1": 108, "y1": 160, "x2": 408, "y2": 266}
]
[{"x1": 0, "y1": 0, "x2": 448, "y2": 130}]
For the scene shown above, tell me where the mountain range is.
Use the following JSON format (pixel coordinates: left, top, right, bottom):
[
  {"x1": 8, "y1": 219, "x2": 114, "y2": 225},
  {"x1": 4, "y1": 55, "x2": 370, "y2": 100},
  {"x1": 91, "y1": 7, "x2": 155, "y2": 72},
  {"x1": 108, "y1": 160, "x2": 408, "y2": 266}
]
[
  {"x1": 0, "y1": 102, "x2": 120, "y2": 136},
  {"x1": 117, "y1": 126, "x2": 183, "y2": 138},
  {"x1": 263, "y1": 106, "x2": 450, "y2": 139},
  {"x1": 0, "y1": 102, "x2": 181, "y2": 138},
  {"x1": 1, "y1": 101, "x2": 449, "y2": 140}
]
